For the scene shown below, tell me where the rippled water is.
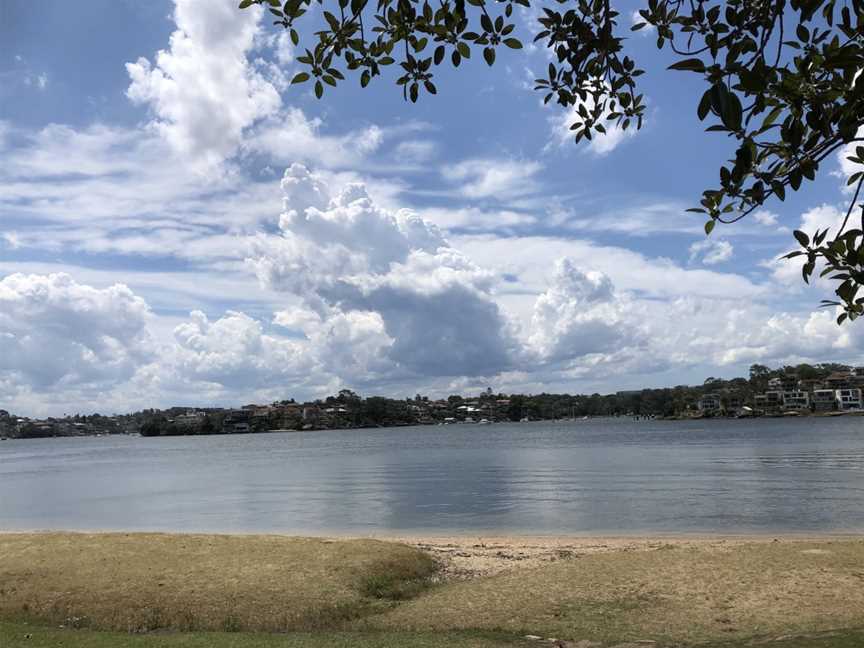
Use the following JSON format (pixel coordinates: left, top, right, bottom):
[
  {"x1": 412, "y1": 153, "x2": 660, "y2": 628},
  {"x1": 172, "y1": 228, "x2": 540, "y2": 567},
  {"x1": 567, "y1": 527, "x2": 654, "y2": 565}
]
[{"x1": 2, "y1": 417, "x2": 864, "y2": 534}]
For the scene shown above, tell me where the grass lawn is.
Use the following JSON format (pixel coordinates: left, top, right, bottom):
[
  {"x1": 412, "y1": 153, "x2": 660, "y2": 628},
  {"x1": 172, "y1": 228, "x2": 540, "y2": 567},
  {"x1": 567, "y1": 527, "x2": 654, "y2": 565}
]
[{"x1": 2, "y1": 533, "x2": 864, "y2": 647}]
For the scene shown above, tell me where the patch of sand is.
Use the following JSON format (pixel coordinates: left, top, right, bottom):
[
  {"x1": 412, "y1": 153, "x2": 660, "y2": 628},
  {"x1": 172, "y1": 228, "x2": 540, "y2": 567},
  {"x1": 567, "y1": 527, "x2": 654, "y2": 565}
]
[{"x1": 364, "y1": 534, "x2": 863, "y2": 579}]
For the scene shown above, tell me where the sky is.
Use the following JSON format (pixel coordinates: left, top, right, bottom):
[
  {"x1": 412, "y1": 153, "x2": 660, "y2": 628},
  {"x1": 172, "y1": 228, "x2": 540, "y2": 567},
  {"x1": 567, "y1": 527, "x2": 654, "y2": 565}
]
[{"x1": 0, "y1": 0, "x2": 861, "y2": 416}]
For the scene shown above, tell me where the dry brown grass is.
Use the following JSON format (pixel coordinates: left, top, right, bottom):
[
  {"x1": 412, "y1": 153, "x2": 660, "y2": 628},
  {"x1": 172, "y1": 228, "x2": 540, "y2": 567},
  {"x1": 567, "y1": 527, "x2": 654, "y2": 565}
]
[
  {"x1": 4, "y1": 533, "x2": 864, "y2": 646},
  {"x1": 368, "y1": 538, "x2": 864, "y2": 644},
  {"x1": 0, "y1": 533, "x2": 437, "y2": 633}
]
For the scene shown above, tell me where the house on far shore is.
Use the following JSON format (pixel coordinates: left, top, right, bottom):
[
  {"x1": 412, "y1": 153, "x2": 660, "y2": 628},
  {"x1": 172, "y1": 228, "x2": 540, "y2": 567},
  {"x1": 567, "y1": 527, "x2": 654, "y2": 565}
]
[
  {"x1": 769, "y1": 374, "x2": 799, "y2": 392},
  {"x1": 836, "y1": 388, "x2": 863, "y2": 411},
  {"x1": 826, "y1": 372, "x2": 853, "y2": 390},
  {"x1": 757, "y1": 390, "x2": 783, "y2": 414},
  {"x1": 222, "y1": 409, "x2": 252, "y2": 433},
  {"x1": 697, "y1": 394, "x2": 721, "y2": 414},
  {"x1": 781, "y1": 391, "x2": 810, "y2": 412},
  {"x1": 812, "y1": 389, "x2": 838, "y2": 412}
]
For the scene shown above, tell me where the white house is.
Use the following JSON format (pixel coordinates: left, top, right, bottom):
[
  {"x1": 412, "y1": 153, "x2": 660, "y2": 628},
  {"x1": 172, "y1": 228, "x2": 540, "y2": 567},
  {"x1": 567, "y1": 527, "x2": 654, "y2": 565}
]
[
  {"x1": 835, "y1": 388, "x2": 863, "y2": 410},
  {"x1": 697, "y1": 394, "x2": 721, "y2": 413}
]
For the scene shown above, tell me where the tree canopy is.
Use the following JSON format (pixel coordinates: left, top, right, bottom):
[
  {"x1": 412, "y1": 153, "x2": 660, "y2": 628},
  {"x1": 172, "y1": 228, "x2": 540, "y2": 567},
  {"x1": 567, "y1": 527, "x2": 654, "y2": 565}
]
[{"x1": 241, "y1": 0, "x2": 864, "y2": 321}]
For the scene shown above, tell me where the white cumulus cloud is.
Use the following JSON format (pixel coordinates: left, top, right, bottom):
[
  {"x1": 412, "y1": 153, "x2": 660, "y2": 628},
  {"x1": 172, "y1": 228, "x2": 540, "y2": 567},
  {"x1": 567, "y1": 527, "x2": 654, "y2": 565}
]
[
  {"x1": 249, "y1": 164, "x2": 519, "y2": 379},
  {"x1": 529, "y1": 259, "x2": 633, "y2": 363},
  {"x1": 0, "y1": 273, "x2": 154, "y2": 391},
  {"x1": 126, "y1": 0, "x2": 281, "y2": 168},
  {"x1": 689, "y1": 238, "x2": 733, "y2": 265}
]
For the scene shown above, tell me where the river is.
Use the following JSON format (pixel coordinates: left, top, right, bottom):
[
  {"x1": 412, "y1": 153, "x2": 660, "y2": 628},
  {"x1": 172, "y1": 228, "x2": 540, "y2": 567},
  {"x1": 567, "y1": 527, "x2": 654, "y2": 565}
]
[{"x1": 2, "y1": 417, "x2": 863, "y2": 534}]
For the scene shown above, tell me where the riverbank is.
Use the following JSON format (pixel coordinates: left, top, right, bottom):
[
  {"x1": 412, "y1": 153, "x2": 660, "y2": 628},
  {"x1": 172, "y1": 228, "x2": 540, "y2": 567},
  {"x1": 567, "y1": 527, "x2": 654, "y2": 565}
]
[{"x1": 2, "y1": 532, "x2": 864, "y2": 647}]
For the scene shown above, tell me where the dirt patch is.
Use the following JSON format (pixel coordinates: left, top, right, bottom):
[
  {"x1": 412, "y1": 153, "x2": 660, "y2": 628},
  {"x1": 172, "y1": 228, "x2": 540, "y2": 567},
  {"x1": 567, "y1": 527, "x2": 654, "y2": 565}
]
[{"x1": 375, "y1": 535, "x2": 854, "y2": 580}]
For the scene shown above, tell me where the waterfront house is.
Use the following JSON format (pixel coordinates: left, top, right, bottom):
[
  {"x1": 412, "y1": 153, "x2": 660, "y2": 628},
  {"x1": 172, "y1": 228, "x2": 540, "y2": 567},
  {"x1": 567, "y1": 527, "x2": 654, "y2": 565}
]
[
  {"x1": 797, "y1": 378, "x2": 823, "y2": 393},
  {"x1": 768, "y1": 374, "x2": 799, "y2": 392},
  {"x1": 222, "y1": 409, "x2": 253, "y2": 433},
  {"x1": 781, "y1": 391, "x2": 810, "y2": 411},
  {"x1": 761, "y1": 391, "x2": 783, "y2": 414},
  {"x1": 835, "y1": 388, "x2": 863, "y2": 410},
  {"x1": 697, "y1": 393, "x2": 721, "y2": 413},
  {"x1": 722, "y1": 394, "x2": 744, "y2": 411},
  {"x1": 173, "y1": 410, "x2": 205, "y2": 428},
  {"x1": 826, "y1": 372, "x2": 853, "y2": 390},
  {"x1": 754, "y1": 394, "x2": 768, "y2": 412},
  {"x1": 812, "y1": 389, "x2": 837, "y2": 412}
]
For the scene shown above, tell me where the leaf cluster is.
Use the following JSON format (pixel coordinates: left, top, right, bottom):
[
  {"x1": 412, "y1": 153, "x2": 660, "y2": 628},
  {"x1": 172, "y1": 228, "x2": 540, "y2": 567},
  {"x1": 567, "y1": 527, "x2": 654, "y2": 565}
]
[
  {"x1": 244, "y1": 0, "x2": 864, "y2": 322},
  {"x1": 242, "y1": 0, "x2": 528, "y2": 102}
]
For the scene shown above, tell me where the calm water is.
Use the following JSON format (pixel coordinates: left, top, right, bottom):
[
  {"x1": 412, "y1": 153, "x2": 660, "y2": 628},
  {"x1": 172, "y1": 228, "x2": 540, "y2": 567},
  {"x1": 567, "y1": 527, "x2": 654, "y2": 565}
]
[{"x1": 2, "y1": 418, "x2": 864, "y2": 534}]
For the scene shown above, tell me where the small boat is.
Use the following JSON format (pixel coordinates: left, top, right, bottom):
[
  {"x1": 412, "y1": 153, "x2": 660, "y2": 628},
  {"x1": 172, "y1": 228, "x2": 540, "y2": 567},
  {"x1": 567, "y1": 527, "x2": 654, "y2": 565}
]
[{"x1": 477, "y1": 418, "x2": 490, "y2": 425}]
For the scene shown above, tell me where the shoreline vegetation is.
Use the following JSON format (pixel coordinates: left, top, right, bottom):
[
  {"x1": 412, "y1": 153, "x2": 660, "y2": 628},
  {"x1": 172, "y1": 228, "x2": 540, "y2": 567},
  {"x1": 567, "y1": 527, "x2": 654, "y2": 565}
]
[
  {"x1": 5, "y1": 362, "x2": 864, "y2": 439},
  {"x1": 2, "y1": 533, "x2": 864, "y2": 648}
]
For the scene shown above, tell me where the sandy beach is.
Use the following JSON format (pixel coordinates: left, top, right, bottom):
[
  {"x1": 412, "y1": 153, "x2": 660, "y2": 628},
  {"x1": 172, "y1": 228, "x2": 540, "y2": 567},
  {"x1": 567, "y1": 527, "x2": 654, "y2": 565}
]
[{"x1": 364, "y1": 533, "x2": 864, "y2": 579}]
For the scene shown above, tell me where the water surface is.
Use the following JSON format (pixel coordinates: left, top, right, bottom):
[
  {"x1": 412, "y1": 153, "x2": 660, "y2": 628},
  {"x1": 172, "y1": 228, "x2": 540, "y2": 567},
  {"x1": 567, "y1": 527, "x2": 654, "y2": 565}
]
[{"x1": 2, "y1": 417, "x2": 863, "y2": 534}]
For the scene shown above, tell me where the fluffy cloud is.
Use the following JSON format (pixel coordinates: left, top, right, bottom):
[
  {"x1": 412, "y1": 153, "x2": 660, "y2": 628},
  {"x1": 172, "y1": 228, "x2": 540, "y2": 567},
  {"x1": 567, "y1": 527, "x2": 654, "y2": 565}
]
[
  {"x1": 171, "y1": 310, "x2": 313, "y2": 389},
  {"x1": 245, "y1": 109, "x2": 387, "y2": 168},
  {"x1": 249, "y1": 164, "x2": 519, "y2": 379},
  {"x1": 689, "y1": 238, "x2": 733, "y2": 265},
  {"x1": 0, "y1": 273, "x2": 154, "y2": 391},
  {"x1": 456, "y1": 234, "x2": 764, "y2": 301},
  {"x1": 800, "y1": 203, "x2": 844, "y2": 235},
  {"x1": 752, "y1": 209, "x2": 779, "y2": 226},
  {"x1": 126, "y1": 0, "x2": 281, "y2": 168},
  {"x1": 441, "y1": 158, "x2": 542, "y2": 199},
  {"x1": 764, "y1": 204, "x2": 844, "y2": 286},
  {"x1": 549, "y1": 94, "x2": 637, "y2": 156},
  {"x1": 529, "y1": 259, "x2": 632, "y2": 363},
  {"x1": 710, "y1": 308, "x2": 855, "y2": 366}
]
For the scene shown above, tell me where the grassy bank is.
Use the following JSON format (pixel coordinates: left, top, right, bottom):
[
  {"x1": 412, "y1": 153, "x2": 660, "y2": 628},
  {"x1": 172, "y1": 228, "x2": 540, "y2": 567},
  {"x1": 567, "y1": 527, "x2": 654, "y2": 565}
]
[
  {"x1": 371, "y1": 539, "x2": 864, "y2": 644},
  {"x1": 2, "y1": 533, "x2": 864, "y2": 647},
  {"x1": 0, "y1": 533, "x2": 436, "y2": 632}
]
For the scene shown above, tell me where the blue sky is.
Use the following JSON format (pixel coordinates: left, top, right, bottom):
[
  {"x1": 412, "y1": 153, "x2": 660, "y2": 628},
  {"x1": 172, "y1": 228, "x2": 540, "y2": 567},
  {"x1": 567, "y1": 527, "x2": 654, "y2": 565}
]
[{"x1": 0, "y1": 0, "x2": 860, "y2": 416}]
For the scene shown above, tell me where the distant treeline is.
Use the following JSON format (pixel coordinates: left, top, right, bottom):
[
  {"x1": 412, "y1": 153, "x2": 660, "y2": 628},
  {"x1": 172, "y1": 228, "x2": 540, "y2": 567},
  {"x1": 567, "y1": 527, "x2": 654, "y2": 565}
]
[{"x1": 3, "y1": 362, "x2": 856, "y2": 438}]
